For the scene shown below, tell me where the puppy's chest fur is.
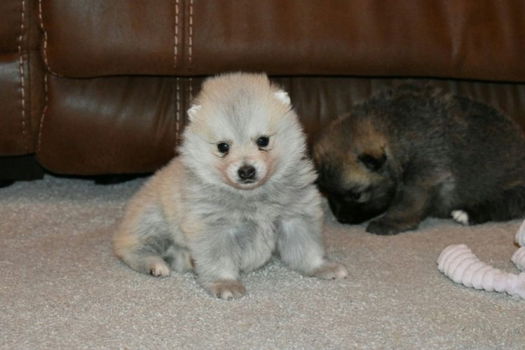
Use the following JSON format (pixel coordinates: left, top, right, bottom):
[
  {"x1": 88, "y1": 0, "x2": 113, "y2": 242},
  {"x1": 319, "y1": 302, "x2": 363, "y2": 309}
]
[{"x1": 185, "y1": 185, "x2": 290, "y2": 271}]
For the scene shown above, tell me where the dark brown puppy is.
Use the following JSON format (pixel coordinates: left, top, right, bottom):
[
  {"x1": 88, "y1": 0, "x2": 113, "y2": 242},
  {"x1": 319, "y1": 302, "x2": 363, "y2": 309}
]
[{"x1": 314, "y1": 85, "x2": 525, "y2": 235}]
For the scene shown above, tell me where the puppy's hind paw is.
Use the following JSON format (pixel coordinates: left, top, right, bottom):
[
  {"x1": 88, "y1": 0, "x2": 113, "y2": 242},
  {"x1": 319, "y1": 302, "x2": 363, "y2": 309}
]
[
  {"x1": 311, "y1": 262, "x2": 348, "y2": 280},
  {"x1": 206, "y1": 279, "x2": 246, "y2": 300},
  {"x1": 451, "y1": 210, "x2": 469, "y2": 225},
  {"x1": 366, "y1": 217, "x2": 418, "y2": 235}
]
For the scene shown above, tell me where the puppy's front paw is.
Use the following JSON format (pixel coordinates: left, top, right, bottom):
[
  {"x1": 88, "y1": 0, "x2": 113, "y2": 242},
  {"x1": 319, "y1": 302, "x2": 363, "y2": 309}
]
[
  {"x1": 312, "y1": 262, "x2": 348, "y2": 280},
  {"x1": 149, "y1": 260, "x2": 171, "y2": 277},
  {"x1": 206, "y1": 279, "x2": 246, "y2": 300},
  {"x1": 366, "y1": 218, "x2": 417, "y2": 235}
]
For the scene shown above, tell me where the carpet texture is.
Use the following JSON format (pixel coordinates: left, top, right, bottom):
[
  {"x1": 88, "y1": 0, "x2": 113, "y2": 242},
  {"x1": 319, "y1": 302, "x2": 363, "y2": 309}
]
[{"x1": 1, "y1": 176, "x2": 524, "y2": 350}]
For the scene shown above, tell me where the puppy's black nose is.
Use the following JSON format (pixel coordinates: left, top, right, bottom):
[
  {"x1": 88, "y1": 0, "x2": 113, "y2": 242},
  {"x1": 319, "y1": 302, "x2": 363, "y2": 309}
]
[{"x1": 238, "y1": 165, "x2": 256, "y2": 181}]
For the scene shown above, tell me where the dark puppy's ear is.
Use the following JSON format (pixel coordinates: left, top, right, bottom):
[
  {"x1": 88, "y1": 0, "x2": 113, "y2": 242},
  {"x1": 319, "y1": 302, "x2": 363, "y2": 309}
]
[{"x1": 358, "y1": 153, "x2": 387, "y2": 171}]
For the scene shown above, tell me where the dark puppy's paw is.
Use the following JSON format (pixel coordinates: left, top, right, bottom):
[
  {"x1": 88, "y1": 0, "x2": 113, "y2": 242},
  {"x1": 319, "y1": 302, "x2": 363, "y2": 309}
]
[
  {"x1": 366, "y1": 220, "x2": 401, "y2": 235},
  {"x1": 366, "y1": 218, "x2": 418, "y2": 235}
]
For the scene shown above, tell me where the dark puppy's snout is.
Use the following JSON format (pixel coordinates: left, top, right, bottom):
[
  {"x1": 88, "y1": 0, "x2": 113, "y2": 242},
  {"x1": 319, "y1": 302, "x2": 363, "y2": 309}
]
[{"x1": 238, "y1": 165, "x2": 256, "y2": 180}]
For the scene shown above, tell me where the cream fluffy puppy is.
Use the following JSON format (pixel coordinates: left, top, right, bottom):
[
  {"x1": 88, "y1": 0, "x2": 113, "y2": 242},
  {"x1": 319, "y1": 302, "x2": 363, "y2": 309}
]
[{"x1": 113, "y1": 72, "x2": 347, "y2": 299}]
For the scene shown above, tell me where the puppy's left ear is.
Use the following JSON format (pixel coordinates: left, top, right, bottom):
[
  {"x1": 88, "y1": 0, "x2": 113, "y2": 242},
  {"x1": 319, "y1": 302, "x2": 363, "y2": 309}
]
[
  {"x1": 274, "y1": 90, "x2": 291, "y2": 106},
  {"x1": 187, "y1": 104, "x2": 202, "y2": 122}
]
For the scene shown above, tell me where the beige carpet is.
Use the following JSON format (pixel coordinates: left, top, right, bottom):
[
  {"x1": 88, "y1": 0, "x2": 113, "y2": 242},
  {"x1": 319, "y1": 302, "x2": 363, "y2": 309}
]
[{"x1": 1, "y1": 175, "x2": 524, "y2": 350}]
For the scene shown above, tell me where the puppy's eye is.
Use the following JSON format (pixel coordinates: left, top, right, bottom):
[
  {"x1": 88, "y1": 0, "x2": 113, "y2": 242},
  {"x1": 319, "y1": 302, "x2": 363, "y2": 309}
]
[
  {"x1": 217, "y1": 142, "x2": 230, "y2": 154},
  {"x1": 358, "y1": 153, "x2": 387, "y2": 172},
  {"x1": 256, "y1": 136, "x2": 270, "y2": 148}
]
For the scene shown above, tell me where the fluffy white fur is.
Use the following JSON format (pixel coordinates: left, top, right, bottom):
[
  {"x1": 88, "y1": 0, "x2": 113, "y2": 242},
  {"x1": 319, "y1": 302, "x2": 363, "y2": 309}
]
[{"x1": 113, "y1": 72, "x2": 347, "y2": 299}]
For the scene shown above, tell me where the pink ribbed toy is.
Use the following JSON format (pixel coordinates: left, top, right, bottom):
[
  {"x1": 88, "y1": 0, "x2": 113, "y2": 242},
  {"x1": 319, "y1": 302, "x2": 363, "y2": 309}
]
[
  {"x1": 512, "y1": 219, "x2": 525, "y2": 271},
  {"x1": 437, "y1": 219, "x2": 525, "y2": 299}
]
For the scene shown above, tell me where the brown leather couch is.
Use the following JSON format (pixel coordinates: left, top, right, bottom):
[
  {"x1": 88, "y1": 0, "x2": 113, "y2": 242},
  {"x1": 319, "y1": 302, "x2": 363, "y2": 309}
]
[{"x1": 2, "y1": 0, "x2": 525, "y2": 182}]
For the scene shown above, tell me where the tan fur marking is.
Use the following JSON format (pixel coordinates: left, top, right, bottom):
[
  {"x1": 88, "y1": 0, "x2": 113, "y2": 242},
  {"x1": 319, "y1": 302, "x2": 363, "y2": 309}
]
[
  {"x1": 336, "y1": 117, "x2": 388, "y2": 188},
  {"x1": 112, "y1": 228, "x2": 140, "y2": 259}
]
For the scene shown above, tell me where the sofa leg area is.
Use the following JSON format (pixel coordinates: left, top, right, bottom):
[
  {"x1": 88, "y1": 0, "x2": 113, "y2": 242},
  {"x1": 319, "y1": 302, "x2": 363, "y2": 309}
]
[
  {"x1": 0, "y1": 180, "x2": 15, "y2": 188},
  {"x1": 0, "y1": 155, "x2": 45, "y2": 185}
]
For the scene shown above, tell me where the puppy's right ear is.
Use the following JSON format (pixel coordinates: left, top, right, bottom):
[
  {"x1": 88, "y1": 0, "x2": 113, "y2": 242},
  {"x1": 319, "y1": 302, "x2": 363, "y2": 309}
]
[{"x1": 187, "y1": 104, "x2": 202, "y2": 122}]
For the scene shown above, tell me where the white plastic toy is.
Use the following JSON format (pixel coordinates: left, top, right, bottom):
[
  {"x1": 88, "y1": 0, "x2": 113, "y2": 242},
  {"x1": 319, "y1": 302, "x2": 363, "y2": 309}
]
[{"x1": 437, "y1": 218, "x2": 525, "y2": 299}]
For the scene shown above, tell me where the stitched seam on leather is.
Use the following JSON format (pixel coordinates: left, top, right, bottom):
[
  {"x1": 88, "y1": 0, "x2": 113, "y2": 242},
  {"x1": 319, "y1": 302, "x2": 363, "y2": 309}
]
[
  {"x1": 37, "y1": 73, "x2": 48, "y2": 153},
  {"x1": 174, "y1": 0, "x2": 179, "y2": 68},
  {"x1": 189, "y1": 77, "x2": 193, "y2": 104},
  {"x1": 176, "y1": 77, "x2": 181, "y2": 143},
  {"x1": 188, "y1": 0, "x2": 193, "y2": 66},
  {"x1": 18, "y1": 0, "x2": 29, "y2": 152},
  {"x1": 38, "y1": 0, "x2": 58, "y2": 76},
  {"x1": 186, "y1": 77, "x2": 193, "y2": 134}
]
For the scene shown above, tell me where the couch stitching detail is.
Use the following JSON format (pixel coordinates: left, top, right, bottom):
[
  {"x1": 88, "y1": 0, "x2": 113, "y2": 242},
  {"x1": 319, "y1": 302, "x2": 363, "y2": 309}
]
[
  {"x1": 189, "y1": 77, "x2": 193, "y2": 104},
  {"x1": 176, "y1": 77, "x2": 181, "y2": 143},
  {"x1": 17, "y1": 0, "x2": 29, "y2": 152},
  {"x1": 188, "y1": 0, "x2": 194, "y2": 66},
  {"x1": 37, "y1": 74, "x2": 48, "y2": 153},
  {"x1": 174, "y1": 0, "x2": 179, "y2": 69},
  {"x1": 38, "y1": 0, "x2": 59, "y2": 76},
  {"x1": 186, "y1": 77, "x2": 193, "y2": 133},
  {"x1": 37, "y1": 0, "x2": 50, "y2": 153}
]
